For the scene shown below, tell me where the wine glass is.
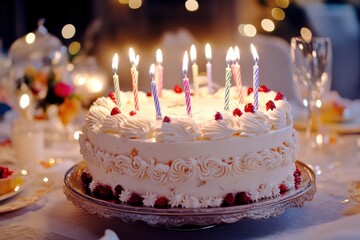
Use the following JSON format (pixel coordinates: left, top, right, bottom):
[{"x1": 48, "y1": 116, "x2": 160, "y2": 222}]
[{"x1": 291, "y1": 37, "x2": 332, "y2": 139}]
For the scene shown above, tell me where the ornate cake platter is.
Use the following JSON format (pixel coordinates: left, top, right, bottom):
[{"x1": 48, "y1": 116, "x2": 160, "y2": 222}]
[{"x1": 63, "y1": 161, "x2": 316, "y2": 228}]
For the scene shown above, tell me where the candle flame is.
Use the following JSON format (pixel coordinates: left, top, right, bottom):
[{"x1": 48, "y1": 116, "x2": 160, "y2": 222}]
[
  {"x1": 234, "y1": 46, "x2": 240, "y2": 62},
  {"x1": 149, "y1": 64, "x2": 155, "y2": 77},
  {"x1": 226, "y1": 47, "x2": 233, "y2": 64},
  {"x1": 250, "y1": 44, "x2": 259, "y2": 63},
  {"x1": 134, "y1": 54, "x2": 140, "y2": 67},
  {"x1": 190, "y1": 44, "x2": 197, "y2": 62},
  {"x1": 156, "y1": 49, "x2": 163, "y2": 64},
  {"x1": 19, "y1": 93, "x2": 30, "y2": 109},
  {"x1": 182, "y1": 51, "x2": 189, "y2": 75},
  {"x1": 205, "y1": 43, "x2": 212, "y2": 61},
  {"x1": 129, "y1": 47, "x2": 135, "y2": 64},
  {"x1": 112, "y1": 53, "x2": 119, "y2": 73}
]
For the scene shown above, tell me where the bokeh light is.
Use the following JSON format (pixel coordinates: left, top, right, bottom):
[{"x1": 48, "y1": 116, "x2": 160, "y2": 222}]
[
  {"x1": 62, "y1": 24, "x2": 76, "y2": 39},
  {"x1": 271, "y1": 8, "x2": 285, "y2": 21},
  {"x1": 275, "y1": 0, "x2": 289, "y2": 9},
  {"x1": 69, "y1": 41, "x2": 81, "y2": 55},
  {"x1": 261, "y1": 19, "x2": 275, "y2": 32},
  {"x1": 118, "y1": 0, "x2": 129, "y2": 4},
  {"x1": 129, "y1": 0, "x2": 142, "y2": 9},
  {"x1": 239, "y1": 24, "x2": 257, "y2": 37},
  {"x1": 25, "y1": 33, "x2": 35, "y2": 44},
  {"x1": 185, "y1": 0, "x2": 199, "y2": 12},
  {"x1": 300, "y1": 27, "x2": 312, "y2": 41}
]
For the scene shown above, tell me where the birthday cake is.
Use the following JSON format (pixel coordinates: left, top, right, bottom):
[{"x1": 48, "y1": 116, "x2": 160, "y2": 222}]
[{"x1": 79, "y1": 85, "x2": 301, "y2": 208}]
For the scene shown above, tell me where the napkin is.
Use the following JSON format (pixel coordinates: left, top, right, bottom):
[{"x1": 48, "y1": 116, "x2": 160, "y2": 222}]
[{"x1": 99, "y1": 229, "x2": 120, "y2": 240}]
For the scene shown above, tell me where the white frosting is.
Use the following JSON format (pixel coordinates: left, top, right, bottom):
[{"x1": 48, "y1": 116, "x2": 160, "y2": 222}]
[
  {"x1": 238, "y1": 112, "x2": 271, "y2": 136},
  {"x1": 156, "y1": 118, "x2": 200, "y2": 142}
]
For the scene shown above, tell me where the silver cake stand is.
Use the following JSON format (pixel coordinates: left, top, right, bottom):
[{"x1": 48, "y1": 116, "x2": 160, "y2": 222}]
[{"x1": 63, "y1": 161, "x2": 316, "y2": 228}]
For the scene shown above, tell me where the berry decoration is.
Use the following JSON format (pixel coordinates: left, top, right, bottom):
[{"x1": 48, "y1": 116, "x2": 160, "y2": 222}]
[
  {"x1": 266, "y1": 100, "x2": 276, "y2": 111},
  {"x1": 233, "y1": 108, "x2": 243, "y2": 117},
  {"x1": 110, "y1": 107, "x2": 121, "y2": 116},
  {"x1": 244, "y1": 103, "x2": 255, "y2": 113},
  {"x1": 274, "y1": 92, "x2": 284, "y2": 101},
  {"x1": 214, "y1": 112, "x2": 223, "y2": 121}
]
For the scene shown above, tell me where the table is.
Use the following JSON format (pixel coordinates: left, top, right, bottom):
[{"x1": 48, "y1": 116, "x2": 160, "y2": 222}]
[{"x1": 1, "y1": 128, "x2": 360, "y2": 240}]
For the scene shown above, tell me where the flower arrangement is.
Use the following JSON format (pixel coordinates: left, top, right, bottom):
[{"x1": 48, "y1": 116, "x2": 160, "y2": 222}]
[{"x1": 20, "y1": 65, "x2": 81, "y2": 125}]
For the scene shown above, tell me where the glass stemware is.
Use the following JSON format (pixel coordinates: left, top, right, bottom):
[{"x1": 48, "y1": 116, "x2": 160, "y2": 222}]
[{"x1": 291, "y1": 37, "x2": 332, "y2": 139}]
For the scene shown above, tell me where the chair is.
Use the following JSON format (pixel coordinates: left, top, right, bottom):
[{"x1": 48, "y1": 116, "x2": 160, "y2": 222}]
[{"x1": 304, "y1": 3, "x2": 360, "y2": 100}]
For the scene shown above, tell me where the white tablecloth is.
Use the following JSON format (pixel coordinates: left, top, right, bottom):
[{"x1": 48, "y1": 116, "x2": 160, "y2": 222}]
[{"x1": 0, "y1": 127, "x2": 360, "y2": 239}]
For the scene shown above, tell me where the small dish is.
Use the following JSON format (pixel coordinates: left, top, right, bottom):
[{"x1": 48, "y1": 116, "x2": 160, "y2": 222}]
[{"x1": 0, "y1": 169, "x2": 29, "y2": 202}]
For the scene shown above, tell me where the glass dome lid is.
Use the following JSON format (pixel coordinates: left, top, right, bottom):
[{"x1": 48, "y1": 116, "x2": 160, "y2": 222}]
[{"x1": 9, "y1": 19, "x2": 68, "y2": 70}]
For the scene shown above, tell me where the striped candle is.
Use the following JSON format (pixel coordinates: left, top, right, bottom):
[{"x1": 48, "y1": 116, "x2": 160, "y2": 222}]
[
  {"x1": 149, "y1": 64, "x2": 162, "y2": 118},
  {"x1": 250, "y1": 44, "x2": 259, "y2": 110},
  {"x1": 205, "y1": 43, "x2": 213, "y2": 94},
  {"x1": 156, "y1": 49, "x2": 164, "y2": 97},
  {"x1": 111, "y1": 53, "x2": 121, "y2": 107},
  {"x1": 182, "y1": 51, "x2": 192, "y2": 117},
  {"x1": 129, "y1": 48, "x2": 140, "y2": 111},
  {"x1": 234, "y1": 46, "x2": 243, "y2": 103},
  {"x1": 225, "y1": 48, "x2": 232, "y2": 111},
  {"x1": 190, "y1": 44, "x2": 199, "y2": 95}
]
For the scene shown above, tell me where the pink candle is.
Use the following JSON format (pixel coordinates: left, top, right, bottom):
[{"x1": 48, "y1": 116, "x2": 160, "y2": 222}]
[
  {"x1": 205, "y1": 43, "x2": 213, "y2": 94},
  {"x1": 234, "y1": 46, "x2": 243, "y2": 103},
  {"x1": 182, "y1": 51, "x2": 192, "y2": 117},
  {"x1": 129, "y1": 48, "x2": 140, "y2": 111},
  {"x1": 250, "y1": 44, "x2": 259, "y2": 110},
  {"x1": 155, "y1": 49, "x2": 164, "y2": 97}
]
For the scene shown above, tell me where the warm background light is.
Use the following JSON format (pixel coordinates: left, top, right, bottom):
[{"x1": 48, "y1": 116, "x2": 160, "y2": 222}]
[
  {"x1": 271, "y1": 8, "x2": 285, "y2": 21},
  {"x1": 261, "y1": 19, "x2": 275, "y2": 32},
  {"x1": 300, "y1": 27, "x2": 312, "y2": 41},
  {"x1": 118, "y1": 0, "x2": 129, "y2": 4},
  {"x1": 69, "y1": 41, "x2": 81, "y2": 55},
  {"x1": 275, "y1": 0, "x2": 289, "y2": 9},
  {"x1": 62, "y1": 24, "x2": 76, "y2": 39},
  {"x1": 25, "y1": 33, "x2": 35, "y2": 44},
  {"x1": 129, "y1": 0, "x2": 142, "y2": 9},
  {"x1": 238, "y1": 24, "x2": 257, "y2": 37},
  {"x1": 185, "y1": 0, "x2": 199, "y2": 12}
]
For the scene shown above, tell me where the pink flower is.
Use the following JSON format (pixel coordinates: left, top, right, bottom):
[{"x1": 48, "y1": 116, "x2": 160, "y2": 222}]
[{"x1": 54, "y1": 82, "x2": 73, "y2": 98}]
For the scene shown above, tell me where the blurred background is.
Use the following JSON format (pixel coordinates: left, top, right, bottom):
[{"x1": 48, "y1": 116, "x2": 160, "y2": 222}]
[{"x1": 0, "y1": 0, "x2": 359, "y2": 109}]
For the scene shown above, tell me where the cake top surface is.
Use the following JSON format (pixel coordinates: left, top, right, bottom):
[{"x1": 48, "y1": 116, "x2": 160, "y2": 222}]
[{"x1": 84, "y1": 85, "x2": 293, "y2": 142}]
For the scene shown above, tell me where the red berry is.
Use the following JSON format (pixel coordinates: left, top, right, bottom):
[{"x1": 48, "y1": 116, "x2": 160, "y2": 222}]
[
  {"x1": 222, "y1": 193, "x2": 236, "y2": 206},
  {"x1": 279, "y1": 183, "x2": 288, "y2": 193},
  {"x1": 0, "y1": 166, "x2": 13, "y2": 179},
  {"x1": 247, "y1": 87, "x2": 253, "y2": 95},
  {"x1": 127, "y1": 193, "x2": 144, "y2": 206},
  {"x1": 163, "y1": 116, "x2": 171, "y2": 123},
  {"x1": 233, "y1": 108, "x2": 243, "y2": 117},
  {"x1": 294, "y1": 175, "x2": 302, "y2": 186},
  {"x1": 174, "y1": 84, "x2": 183, "y2": 93},
  {"x1": 274, "y1": 92, "x2": 284, "y2": 101},
  {"x1": 111, "y1": 107, "x2": 121, "y2": 115},
  {"x1": 92, "y1": 184, "x2": 114, "y2": 200},
  {"x1": 154, "y1": 196, "x2": 169, "y2": 208},
  {"x1": 244, "y1": 103, "x2": 255, "y2": 113},
  {"x1": 80, "y1": 172, "x2": 92, "y2": 186},
  {"x1": 293, "y1": 167, "x2": 301, "y2": 178},
  {"x1": 129, "y1": 110, "x2": 137, "y2": 116},
  {"x1": 235, "y1": 192, "x2": 251, "y2": 205},
  {"x1": 266, "y1": 100, "x2": 276, "y2": 111},
  {"x1": 214, "y1": 112, "x2": 223, "y2": 121},
  {"x1": 259, "y1": 85, "x2": 270, "y2": 92},
  {"x1": 108, "y1": 92, "x2": 117, "y2": 103}
]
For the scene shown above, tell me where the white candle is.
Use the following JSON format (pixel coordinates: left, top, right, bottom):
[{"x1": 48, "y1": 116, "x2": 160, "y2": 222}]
[
  {"x1": 205, "y1": 43, "x2": 213, "y2": 94},
  {"x1": 190, "y1": 44, "x2": 199, "y2": 95},
  {"x1": 225, "y1": 48, "x2": 232, "y2": 111},
  {"x1": 182, "y1": 51, "x2": 192, "y2": 117},
  {"x1": 112, "y1": 53, "x2": 121, "y2": 107},
  {"x1": 250, "y1": 44, "x2": 259, "y2": 110},
  {"x1": 149, "y1": 64, "x2": 162, "y2": 118},
  {"x1": 155, "y1": 49, "x2": 164, "y2": 97}
]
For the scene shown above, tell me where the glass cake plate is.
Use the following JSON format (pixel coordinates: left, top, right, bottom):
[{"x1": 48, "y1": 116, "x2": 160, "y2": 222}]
[{"x1": 63, "y1": 161, "x2": 316, "y2": 228}]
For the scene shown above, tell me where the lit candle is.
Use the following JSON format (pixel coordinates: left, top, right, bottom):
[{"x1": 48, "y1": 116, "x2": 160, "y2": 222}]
[
  {"x1": 205, "y1": 43, "x2": 213, "y2": 94},
  {"x1": 149, "y1": 64, "x2": 162, "y2": 118},
  {"x1": 182, "y1": 51, "x2": 192, "y2": 117},
  {"x1": 229, "y1": 47, "x2": 237, "y2": 87},
  {"x1": 155, "y1": 49, "x2": 164, "y2": 97},
  {"x1": 225, "y1": 48, "x2": 232, "y2": 111},
  {"x1": 234, "y1": 46, "x2": 243, "y2": 103},
  {"x1": 129, "y1": 48, "x2": 139, "y2": 111},
  {"x1": 190, "y1": 44, "x2": 199, "y2": 95},
  {"x1": 19, "y1": 93, "x2": 31, "y2": 120},
  {"x1": 250, "y1": 44, "x2": 259, "y2": 110},
  {"x1": 112, "y1": 53, "x2": 121, "y2": 107}
]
